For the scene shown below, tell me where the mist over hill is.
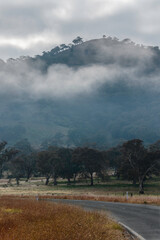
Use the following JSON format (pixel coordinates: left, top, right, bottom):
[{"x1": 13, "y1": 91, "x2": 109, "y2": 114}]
[{"x1": 1, "y1": 37, "x2": 160, "y2": 148}]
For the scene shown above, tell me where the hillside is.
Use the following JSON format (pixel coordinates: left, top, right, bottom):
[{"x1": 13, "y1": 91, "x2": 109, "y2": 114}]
[{"x1": 0, "y1": 37, "x2": 160, "y2": 148}]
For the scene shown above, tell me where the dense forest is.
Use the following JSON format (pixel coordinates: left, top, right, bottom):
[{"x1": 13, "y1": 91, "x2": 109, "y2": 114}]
[{"x1": 1, "y1": 37, "x2": 160, "y2": 147}]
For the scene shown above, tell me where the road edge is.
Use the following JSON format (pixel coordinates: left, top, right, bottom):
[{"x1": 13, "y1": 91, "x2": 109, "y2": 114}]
[{"x1": 119, "y1": 222, "x2": 146, "y2": 240}]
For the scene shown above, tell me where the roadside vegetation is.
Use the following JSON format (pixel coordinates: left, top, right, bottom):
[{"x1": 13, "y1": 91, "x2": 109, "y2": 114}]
[
  {"x1": 0, "y1": 196, "x2": 134, "y2": 240},
  {"x1": 41, "y1": 194, "x2": 160, "y2": 205},
  {"x1": 0, "y1": 176, "x2": 160, "y2": 205}
]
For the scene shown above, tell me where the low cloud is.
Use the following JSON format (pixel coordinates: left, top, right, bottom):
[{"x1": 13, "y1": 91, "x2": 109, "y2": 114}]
[
  {"x1": 0, "y1": 44, "x2": 159, "y2": 101},
  {"x1": 0, "y1": 63, "x2": 111, "y2": 99}
]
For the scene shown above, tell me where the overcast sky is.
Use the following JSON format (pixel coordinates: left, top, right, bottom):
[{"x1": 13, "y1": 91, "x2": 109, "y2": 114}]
[{"x1": 0, "y1": 0, "x2": 160, "y2": 60}]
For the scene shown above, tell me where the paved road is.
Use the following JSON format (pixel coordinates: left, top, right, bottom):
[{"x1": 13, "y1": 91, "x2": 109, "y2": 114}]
[{"x1": 49, "y1": 199, "x2": 160, "y2": 240}]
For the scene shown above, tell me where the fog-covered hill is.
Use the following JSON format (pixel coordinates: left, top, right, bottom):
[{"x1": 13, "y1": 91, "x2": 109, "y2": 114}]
[{"x1": 1, "y1": 37, "x2": 160, "y2": 148}]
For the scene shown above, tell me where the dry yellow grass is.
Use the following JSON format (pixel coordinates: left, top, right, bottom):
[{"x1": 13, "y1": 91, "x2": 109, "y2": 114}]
[
  {"x1": 40, "y1": 194, "x2": 160, "y2": 205},
  {"x1": 0, "y1": 196, "x2": 133, "y2": 240},
  {"x1": 0, "y1": 177, "x2": 159, "y2": 206}
]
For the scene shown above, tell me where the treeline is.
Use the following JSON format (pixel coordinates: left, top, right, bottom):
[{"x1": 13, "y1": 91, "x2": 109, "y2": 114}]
[{"x1": 0, "y1": 139, "x2": 160, "y2": 194}]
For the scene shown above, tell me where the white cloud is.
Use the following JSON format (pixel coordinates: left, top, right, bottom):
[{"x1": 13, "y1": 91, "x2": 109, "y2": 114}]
[
  {"x1": 81, "y1": 0, "x2": 135, "y2": 19},
  {"x1": 0, "y1": 44, "x2": 158, "y2": 101},
  {"x1": 134, "y1": 0, "x2": 160, "y2": 35},
  {"x1": 0, "y1": 63, "x2": 110, "y2": 99},
  {"x1": 0, "y1": 33, "x2": 61, "y2": 50}
]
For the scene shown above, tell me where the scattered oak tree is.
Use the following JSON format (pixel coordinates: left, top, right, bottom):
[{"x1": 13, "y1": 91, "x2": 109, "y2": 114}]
[
  {"x1": 72, "y1": 36, "x2": 83, "y2": 45},
  {"x1": 37, "y1": 151, "x2": 53, "y2": 185},
  {"x1": 14, "y1": 139, "x2": 36, "y2": 181},
  {"x1": 121, "y1": 139, "x2": 160, "y2": 194},
  {"x1": 37, "y1": 149, "x2": 60, "y2": 185},
  {"x1": 47, "y1": 147, "x2": 63, "y2": 186},
  {"x1": 104, "y1": 146, "x2": 122, "y2": 179},
  {"x1": 57, "y1": 148, "x2": 73, "y2": 185},
  {"x1": 9, "y1": 156, "x2": 25, "y2": 185},
  {"x1": 0, "y1": 141, "x2": 7, "y2": 178},
  {"x1": 73, "y1": 147, "x2": 104, "y2": 186},
  {"x1": 0, "y1": 141, "x2": 18, "y2": 179}
]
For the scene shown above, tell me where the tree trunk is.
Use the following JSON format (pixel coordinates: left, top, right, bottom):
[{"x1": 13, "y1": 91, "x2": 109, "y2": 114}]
[
  {"x1": 16, "y1": 177, "x2": 19, "y2": 186},
  {"x1": 116, "y1": 171, "x2": 120, "y2": 180},
  {"x1": 26, "y1": 169, "x2": 31, "y2": 182},
  {"x1": 8, "y1": 178, "x2": 11, "y2": 184},
  {"x1": 45, "y1": 177, "x2": 50, "y2": 185},
  {"x1": 73, "y1": 174, "x2": 76, "y2": 184},
  {"x1": 26, "y1": 173, "x2": 29, "y2": 182},
  {"x1": 132, "y1": 178, "x2": 136, "y2": 186},
  {"x1": 54, "y1": 176, "x2": 57, "y2": 186},
  {"x1": 90, "y1": 173, "x2": 93, "y2": 186},
  {"x1": 139, "y1": 177, "x2": 144, "y2": 194},
  {"x1": 67, "y1": 177, "x2": 71, "y2": 185},
  {"x1": 0, "y1": 167, "x2": 3, "y2": 179}
]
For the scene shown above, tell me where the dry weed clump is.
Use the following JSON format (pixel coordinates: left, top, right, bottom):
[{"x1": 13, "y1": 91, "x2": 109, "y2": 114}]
[
  {"x1": 40, "y1": 194, "x2": 160, "y2": 205},
  {"x1": 0, "y1": 196, "x2": 130, "y2": 240}
]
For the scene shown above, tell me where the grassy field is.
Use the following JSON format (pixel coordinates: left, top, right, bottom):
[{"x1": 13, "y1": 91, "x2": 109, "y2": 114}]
[
  {"x1": 0, "y1": 176, "x2": 160, "y2": 205},
  {"x1": 0, "y1": 196, "x2": 135, "y2": 240},
  {"x1": 0, "y1": 178, "x2": 157, "y2": 240}
]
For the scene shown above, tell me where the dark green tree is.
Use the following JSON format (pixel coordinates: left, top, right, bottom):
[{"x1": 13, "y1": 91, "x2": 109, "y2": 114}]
[
  {"x1": 72, "y1": 36, "x2": 83, "y2": 45},
  {"x1": 14, "y1": 139, "x2": 36, "y2": 181},
  {"x1": 57, "y1": 148, "x2": 73, "y2": 184},
  {"x1": 37, "y1": 149, "x2": 60, "y2": 185},
  {"x1": 60, "y1": 44, "x2": 69, "y2": 51},
  {"x1": 47, "y1": 147, "x2": 62, "y2": 185},
  {"x1": 37, "y1": 151, "x2": 53, "y2": 185},
  {"x1": 148, "y1": 140, "x2": 160, "y2": 176},
  {"x1": 72, "y1": 147, "x2": 104, "y2": 186},
  {"x1": 121, "y1": 139, "x2": 160, "y2": 194},
  {"x1": 0, "y1": 141, "x2": 7, "y2": 178},
  {"x1": 104, "y1": 146, "x2": 122, "y2": 179},
  {"x1": 9, "y1": 156, "x2": 25, "y2": 185},
  {"x1": 0, "y1": 141, "x2": 18, "y2": 178},
  {"x1": 23, "y1": 152, "x2": 36, "y2": 181}
]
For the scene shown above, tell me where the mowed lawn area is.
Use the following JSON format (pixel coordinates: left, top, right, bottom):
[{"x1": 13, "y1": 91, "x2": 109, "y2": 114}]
[{"x1": 0, "y1": 196, "x2": 133, "y2": 240}]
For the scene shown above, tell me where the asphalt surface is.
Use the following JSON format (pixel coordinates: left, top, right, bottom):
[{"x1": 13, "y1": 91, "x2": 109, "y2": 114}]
[{"x1": 49, "y1": 199, "x2": 160, "y2": 240}]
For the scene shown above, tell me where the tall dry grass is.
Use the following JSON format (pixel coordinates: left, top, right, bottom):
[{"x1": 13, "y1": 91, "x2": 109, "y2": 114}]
[
  {"x1": 39, "y1": 194, "x2": 160, "y2": 205},
  {"x1": 0, "y1": 196, "x2": 132, "y2": 240}
]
